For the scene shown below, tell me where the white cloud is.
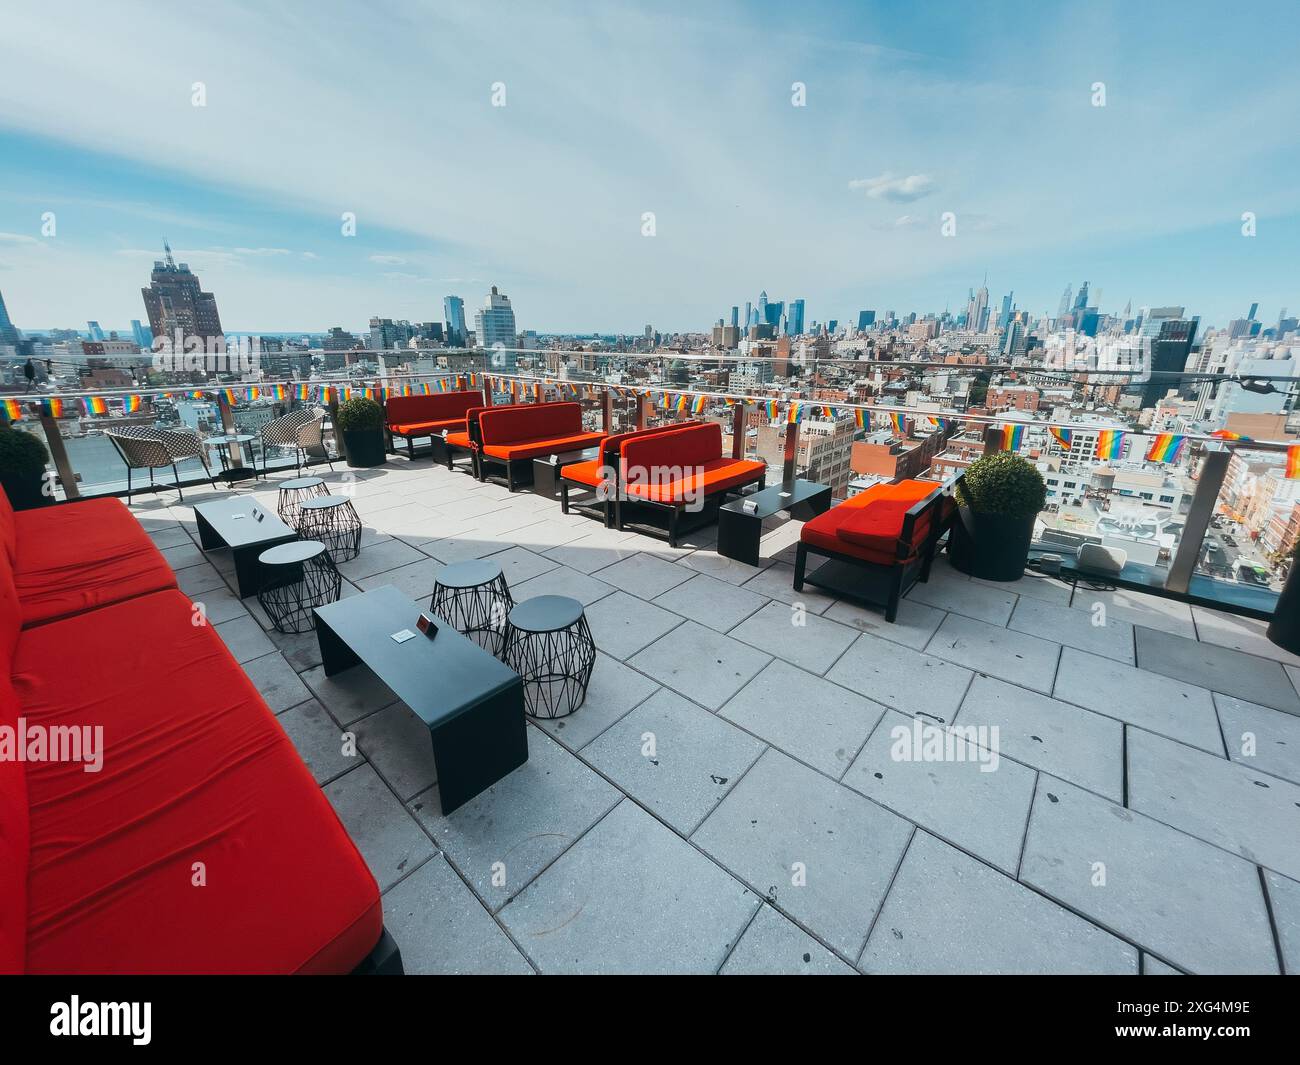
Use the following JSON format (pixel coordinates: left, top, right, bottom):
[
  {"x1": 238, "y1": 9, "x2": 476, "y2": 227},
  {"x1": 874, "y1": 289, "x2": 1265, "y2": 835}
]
[
  {"x1": 368, "y1": 254, "x2": 408, "y2": 266},
  {"x1": 0, "y1": 232, "x2": 39, "y2": 244},
  {"x1": 848, "y1": 173, "x2": 937, "y2": 203}
]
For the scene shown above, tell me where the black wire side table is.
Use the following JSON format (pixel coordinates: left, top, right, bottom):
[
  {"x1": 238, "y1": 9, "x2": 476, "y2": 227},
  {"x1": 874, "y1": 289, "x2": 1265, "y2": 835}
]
[
  {"x1": 430, "y1": 559, "x2": 514, "y2": 656},
  {"x1": 297, "y1": 495, "x2": 362, "y2": 562},
  {"x1": 277, "y1": 476, "x2": 328, "y2": 527},
  {"x1": 257, "y1": 540, "x2": 343, "y2": 633},
  {"x1": 502, "y1": 595, "x2": 596, "y2": 719}
]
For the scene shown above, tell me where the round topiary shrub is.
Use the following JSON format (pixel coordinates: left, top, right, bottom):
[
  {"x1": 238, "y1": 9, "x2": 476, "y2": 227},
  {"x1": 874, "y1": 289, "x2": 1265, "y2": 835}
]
[
  {"x1": 0, "y1": 426, "x2": 50, "y2": 476},
  {"x1": 955, "y1": 450, "x2": 1046, "y2": 518},
  {"x1": 334, "y1": 396, "x2": 383, "y2": 433}
]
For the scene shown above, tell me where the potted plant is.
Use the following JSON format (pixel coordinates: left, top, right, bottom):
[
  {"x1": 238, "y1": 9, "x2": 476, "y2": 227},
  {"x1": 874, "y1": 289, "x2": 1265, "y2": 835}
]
[
  {"x1": 335, "y1": 397, "x2": 386, "y2": 468},
  {"x1": 0, "y1": 426, "x2": 52, "y2": 510},
  {"x1": 1267, "y1": 542, "x2": 1300, "y2": 654},
  {"x1": 947, "y1": 450, "x2": 1046, "y2": 581}
]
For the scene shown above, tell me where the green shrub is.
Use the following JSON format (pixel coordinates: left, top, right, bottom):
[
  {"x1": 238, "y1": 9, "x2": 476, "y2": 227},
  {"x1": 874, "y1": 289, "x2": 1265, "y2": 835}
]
[
  {"x1": 955, "y1": 450, "x2": 1046, "y2": 519},
  {"x1": 0, "y1": 426, "x2": 50, "y2": 476},
  {"x1": 335, "y1": 396, "x2": 383, "y2": 432}
]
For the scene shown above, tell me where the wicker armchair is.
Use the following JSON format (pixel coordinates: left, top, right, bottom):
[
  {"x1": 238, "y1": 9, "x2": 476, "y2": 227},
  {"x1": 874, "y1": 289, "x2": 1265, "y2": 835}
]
[
  {"x1": 259, "y1": 407, "x2": 335, "y2": 476},
  {"x1": 104, "y1": 425, "x2": 218, "y2": 503}
]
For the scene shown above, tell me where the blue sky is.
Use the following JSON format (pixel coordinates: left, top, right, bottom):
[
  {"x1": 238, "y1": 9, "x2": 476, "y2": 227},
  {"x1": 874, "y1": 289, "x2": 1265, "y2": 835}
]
[{"x1": 1, "y1": 0, "x2": 1297, "y2": 334}]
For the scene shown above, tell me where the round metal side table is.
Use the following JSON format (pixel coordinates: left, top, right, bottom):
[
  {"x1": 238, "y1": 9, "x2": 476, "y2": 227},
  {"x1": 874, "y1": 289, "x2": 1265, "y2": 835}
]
[
  {"x1": 276, "y1": 475, "x2": 328, "y2": 527},
  {"x1": 430, "y1": 559, "x2": 514, "y2": 656},
  {"x1": 502, "y1": 595, "x2": 596, "y2": 719},
  {"x1": 257, "y1": 540, "x2": 343, "y2": 633},
  {"x1": 297, "y1": 495, "x2": 362, "y2": 562}
]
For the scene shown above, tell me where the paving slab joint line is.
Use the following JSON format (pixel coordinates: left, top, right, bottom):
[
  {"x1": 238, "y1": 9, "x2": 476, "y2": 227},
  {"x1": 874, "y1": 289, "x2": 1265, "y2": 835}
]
[
  {"x1": 1259, "y1": 866, "x2": 1289, "y2": 976},
  {"x1": 855, "y1": 825, "x2": 918, "y2": 971}
]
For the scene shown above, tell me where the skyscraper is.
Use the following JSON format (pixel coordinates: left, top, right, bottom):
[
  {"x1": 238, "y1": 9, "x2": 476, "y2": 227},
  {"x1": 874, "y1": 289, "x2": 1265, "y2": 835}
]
[
  {"x1": 0, "y1": 289, "x2": 20, "y2": 346},
  {"x1": 141, "y1": 243, "x2": 224, "y2": 347},
  {"x1": 444, "y1": 295, "x2": 467, "y2": 346},
  {"x1": 730, "y1": 306, "x2": 739, "y2": 329},
  {"x1": 967, "y1": 278, "x2": 989, "y2": 334},
  {"x1": 87, "y1": 320, "x2": 105, "y2": 341},
  {"x1": 857, "y1": 310, "x2": 875, "y2": 330},
  {"x1": 1057, "y1": 284, "x2": 1073, "y2": 320},
  {"x1": 474, "y1": 285, "x2": 518, "y2": 368},
  {"x1": 997, "y1": 292, "x2": 1013, "y2": 329},
  {"x1": 787, "y1": 299, "x2": 805, "y2": 336},
  {"x1": 1140, "y1": 317, "x2": 1199, "y2": 408},
  {"x1": 743, "y1": 301, "x2": 751, "y2": 332},
  {"x1": 757, "y1": 291, "x2": 768, "y2": 326},
  {"x1": 131, "y1": 319, "x2": 153, "y2": 350}
]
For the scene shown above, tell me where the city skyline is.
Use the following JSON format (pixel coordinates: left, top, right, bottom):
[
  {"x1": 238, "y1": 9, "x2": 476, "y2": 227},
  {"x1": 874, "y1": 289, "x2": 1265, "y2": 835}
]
[{"x1": 1, "y1": 1, "x2": 1298, "y2": 332}]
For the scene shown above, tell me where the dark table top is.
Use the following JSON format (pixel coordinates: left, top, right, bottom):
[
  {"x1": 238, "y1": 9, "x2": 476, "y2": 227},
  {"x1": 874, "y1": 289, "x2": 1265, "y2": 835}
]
[
  {"x1": 720, "y1": 478, "x2": 830, "y2": 521},
  {"x1": 194, "y1": 496, "x2": 295, "y2": 547},
  {"x1": 315, "y1": 585, "x2": 520, "y2": 730}
]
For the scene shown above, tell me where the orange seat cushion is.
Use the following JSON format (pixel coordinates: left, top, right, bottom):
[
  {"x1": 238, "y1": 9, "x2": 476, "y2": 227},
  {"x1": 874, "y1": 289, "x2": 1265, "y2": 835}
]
[
  {"x1": 482, "y1": 431, "x2": 605, "y2": 462},
  {"x1": 11, "y1": 589, "x2": 382, "y2": 974},
  {"x1": 390, "y1": 417, "x2": 465, "y2": 436},
  {"x1": 801, "y1": 479, "x2": 942, "y2": 565},
  {"x1": 560, "y1": 458, "x2": 608, "y2": 488},
  {"x1": 623, "y1": 457, "x2": 766, "y2": 505},
  {"x1": 444, "y1": 430, "x2": 472, "y2": 449}
]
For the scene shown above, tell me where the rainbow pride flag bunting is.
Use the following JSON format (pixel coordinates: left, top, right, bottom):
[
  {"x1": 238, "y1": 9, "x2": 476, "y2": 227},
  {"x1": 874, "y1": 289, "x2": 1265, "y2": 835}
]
[
  {"x1": 124, "y1": 394, "x2": 143, "y2": 413},
  {"x1": 1095, "y1": 429, "x2": 1125, "y2": 461},
  {"x1": 297, "y1": 384, "x2": 311, "y2": 402},
  {"x1": 787, "y1": 402, "x2": 804, "y2": 425},
  {"x1": 1210, "y1": 429, "x2": 1252, "y2": 442},
  {"x1": 41, "y1": 398, "x2": 64, "y2": 418},
  {"x1": 3, "y1": 398, "x2": 24, "y2": 421},
  {"x1": 854, "y1": 408, "x2": 868, "y2": 430},
  {"x1": 690, "y1": 394, "x2": 706, "y2": 414},
  {"x1": 1145, "y1": 433, "x2": 1187, "y2": 463},
  {"x1": 889, "y1": 412, "x2": 908, "y2": 435},
  {"x1": 1286, "y1": 444, "x2": 1300, "y2": 480},
  {"x1": 765, "y1": 399, "x2": 779, "y2": 421},
  {"x1": 1048, "y1": 426, "x2": 1072, "y2": 450},
  {"x1": 999, "y1": 424, "x2": 1025, "y2": 451},
  {"x1": 84, "y1": 396, "x2": 108, "y2": 415}
]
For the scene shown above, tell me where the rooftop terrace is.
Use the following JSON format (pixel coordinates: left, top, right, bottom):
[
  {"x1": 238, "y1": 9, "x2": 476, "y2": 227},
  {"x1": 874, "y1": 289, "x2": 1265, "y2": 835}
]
[{"x1": 130, "y1": 456, "x2": 1300, "y2": 975}]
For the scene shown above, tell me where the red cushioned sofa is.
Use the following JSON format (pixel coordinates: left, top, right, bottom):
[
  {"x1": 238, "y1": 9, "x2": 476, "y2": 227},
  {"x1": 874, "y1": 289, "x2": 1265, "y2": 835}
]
[
  {"x1": 385, "y1": 389, "x2": 484, "y2": 460},
  {"x1": 614, "y1": 422, "x2": 766, "y2": 547},
  {"x1": 793, "y1": 476, "x2": 955, "y2": 622},
  {"x1": 442, "y1": 402, "x2": 534, "y2": 477},
  {"x1": 0, "y1": 491, "x2": 397, "y2": 974},
  {"x1": 476, "y1": 401, "x2": 605, "y2": 491},
  {"x1": 559, "y1": 422, "x2": 703, "y2": 528}
]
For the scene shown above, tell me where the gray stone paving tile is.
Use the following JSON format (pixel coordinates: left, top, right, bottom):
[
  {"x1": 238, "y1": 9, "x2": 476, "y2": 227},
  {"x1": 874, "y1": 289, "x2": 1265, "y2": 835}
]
[
  {"x1": 336, "y1": 537, "x2": 427, "y2": 581},
  {"x1": 353, "y1": 703, "x2": 439, "y2": 801},
  {"x1": 584, "y1": 687, "x2": 766, "y2": 834},
  {"x1": 509, "y1": 519, "x2": 592, "y2": 552},
  {"x1": 925, "y1": 612, "x2": 1061, "y2": 694},
  {"x1": 1009, "y1": 595, "x2": 1135, "y2": 664},
  {"x1": 581, "y1": 590, "x2": 683, "y2": 660},
  {"x1": 175, "y1": 562, "x2": 226, "y2": 596},
  {"x1": 727, "y1": 599, "x2": 859, "y2": 675},
  {"x1": 300, "y1": 663, "x2": 400, "y2": 727},
  {"x1": 954, "y1": 675, "x2": 1124, "y2": 802},
  {"x1": 740, "y1": 561, "x2": 837, "y2": 614},
  {"x1": 363, "y1": 502, "x2": 441, "y2": 542},
  {"x1": 188, "y1": 585, "x2": 250, "y2": 625},
  {"x1": 1192, "y1": 605, "x2": 1300, "y2": 667},
  {"x1": 381, "y1": 856, "x2": 533, "y2": 975},
  {"x1": 542, "y1": 532, "x2": 640, "y2": 574},
  {"x1": 214, "y1": 616, "x2": 276, "y2": 664},
  {"x1": 159, "y1": 541, "x2": 207, "y2": 571},
  {"x1": 1263, "y1": 870, "x2": 1300, "y2": 975},
  {"x1": 594, "y1": 551, "x2": 694, "y2": 600},
  {"x1": 652, "y1": 572, "x2": 768, "y2": 632},
  {"x1": 720, "y1": 658, "x2": 886, "y2": 779},
  {"x1": 821, "y1": 596, "x2": 947, "y2": 651},
  {"x1": 489, "y1": 545, "x2": 560, "y2": 586},
  {"x1": 907, "y1": 564, "x2": 1016, "y2": 625},
  {"x1": 498, "y1": 799, "x2": 759, "y2": 974},
  {"x1": 435, "y1": 494, "x2": 515, "y2": 522},
  {"x1": 509, "y1": 565, "x2": 615, "y2": 608},
  {"x1": 1215, "y1": 693, "x2": 1300, "y2": 785},
  {"x1": 277, "y1": 698, "x2": 362, "y2": 784},
  {"x1": 531, "y1": 651, "x2": 659, "y2": 751},
  {"x1": 414, "y1": 530, "x2": 502, "y2": 564},
  {"x1": 1135, "y1": 626, "x2": 1300, "y2": 715},
  {"x1": 843, "y1": 710, "x2": 1037, "y2": 874},
  {"x1": 1143, "y1": 955, "x2": 1184, "y2": 975},
  {"x1": 268, "y1": 626, "x2": 324, "y2": 673},
  {"x1": 627, "y1": 620, "x2": 771, "y2": 710},
  {"x1": 1020, "y1": 776, "x2": 1278, "y2": 974},
  {"x1": 355, "y1": 557, "x2": 444, "y2": 601},
  {"x1": 1069, "y1": 586, "x2": 1198, "y2": 640},
  {"x1": 241, "y1": 651, "x2": 313, "y2": 714},
  {"x1": 860, "y1": 831, "x2": 1137, "y2": 974},
  {"x1": 825, "y1": 631, "x2": 973, "y2": 723},
  {"x1": 720, "y1": 905, "x2": 857, "y2": 975},
  {"x1": 692, "y1": 748, "x2": 912, "y2": 958},
  {"x1": 323, "y1": 764, "x2": 435, "y2": 892},
  {"x1": 1053, "y1": 647, "x2": 1223, "y2": 754},
  {"x1": 972, "y1": 572, "x2": 1072, "y2": 606},
  {"x1": 411, "y1": 728, "x2": 621, "y2": 911},
  {"x1": 674, "y1": 549, "x2": 775, "y2": 586},
  {"x1": 1126, "y1": 727, "x2": 1300, "y2": 880}
]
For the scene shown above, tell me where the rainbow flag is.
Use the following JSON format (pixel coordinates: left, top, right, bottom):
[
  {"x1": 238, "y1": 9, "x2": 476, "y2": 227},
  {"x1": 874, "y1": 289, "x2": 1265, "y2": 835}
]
[
  {"x1": 41, "y1": 398, "x2": 64, "y2": 418},
  {"x1": 889, "y1": 412, "x2": 908, "y2": 435},
  {"x1": 854, "y1": 408, "x2": 868, "y2": 430},
  {"x1": 469, "y1": 373, "x2": 478, "y2": 386},
  {"x1": 1210, "y1": 429, "x2": 1252, "y2": 442},
  {"x1": 245, "y1": 387, "x2": 260, "y2": 402},
  {"x1": 124, "y1": 394, "x2": 144, "y2": 413},
  {"x1": 84, "y1": 396, "x2": 108, "y2": 415},
  {"x1": 690, "y1": 394, "x2": 706, "y2": 415},
  {"x1": 297, "y1": 384, "x2": 311, "y2": 402},
  {"x1": 270, "y1": 384, "x2": 286, "y2": 401},
  {"x1": 221, "y1": 388, "x2": 238, "y2": 405},
  {"x1": 3, "y1": 398, "x2": 24, "y2": 421},
  {"x1": 765, "y1": 399, "x2": 779, "y2": 421},
  {"x1": 787, "y1": 401, "x2": 804, "y2": 425},
  {"x1": 819, "y1": 405, "x2": 833, "y2": 420},
  {"x1": 999, "y1": 424, "x2": 1025, "y2": 451},
  {"x1": 1145, "y1": 433, "x2": 1187, "y2": 464},
  {"x1": 1048, "y1": 426, "x2": 1072, "y2": 450},
  {"x1": 675, "y1": 393, "x2": 688, "y2": 413},
  {"x1": 1095, "y1": 429, "x2": 1125, "y2": 461},
  {"x1": 1286, "y1": 444, "x2": 1300, "y2": 480}
]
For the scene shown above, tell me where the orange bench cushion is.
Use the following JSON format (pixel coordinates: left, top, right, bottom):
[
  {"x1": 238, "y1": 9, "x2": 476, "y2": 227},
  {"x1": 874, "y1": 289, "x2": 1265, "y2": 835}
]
[
  {"x1": 390, "y1": 416, "x2": 466, "y2": 437},
  {"x1": 444, "y1": 430, "x2": 472, "y2": 450},
  {"x1": 801, "y1": 479, "x2": 942, "y2": 566},
  {"x1": 624, "y1": 457, "x2": 765, "y2": 505},
  {"x1": 11, "y1": 589, "x2": 382, "y2": 974},
  {"x1": 482, "y1": 431, "x2": 605, "y2": 461},
  {"x1": 559, "y1": 458, "x2": 607, "y2": 488}
]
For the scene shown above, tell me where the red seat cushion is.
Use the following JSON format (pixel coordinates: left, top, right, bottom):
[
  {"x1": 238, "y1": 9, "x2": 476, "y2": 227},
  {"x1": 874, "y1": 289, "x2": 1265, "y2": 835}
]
[
  {"x1": 13, "y1": 498, "x2": 177, "y2": 627},
  {"x1": 384, "y1": 390, "x2": 482, "y2": 432},
  {"x1": 623, "y1": 457, "x2": 766, "y2": 504},
  {"x1": 481, "y1": 431, "x2": 605, "y2": 461},
  {"x1": 559, "y1": 458, "x2": 608, "y2": 488},
  {"x1": 620, "y1": 422, "x2": 722, "y2": 476},
  {"x1": 801, "y1": 480, "x2": 941, "y2": 565},
  {"x1": 444, "y1": 430, "x2": 472, "y2": 450},
  {"x1": 0, "y1": 538, "x2": 27, "y2": 973},
  {"x1": 11, "y1": 589, "x2": 382, "y2": 974}
]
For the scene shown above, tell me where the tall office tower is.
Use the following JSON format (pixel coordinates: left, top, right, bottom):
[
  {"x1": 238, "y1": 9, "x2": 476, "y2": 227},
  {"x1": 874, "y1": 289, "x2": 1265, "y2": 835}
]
[
  {"x1": 968, "y1": 279, "x2": 989, "y2": 335},
  {"x1": 444, "y1": 295, "x2": 467, "y2": 346},
  {"x1": 130, "y1": 319, "x2": 153, "y2": 350},
  {"x1": 1058, "y1": 284, "x2": 1073, "y2": 320},
  {"x1": 1139, "y1": 306, "x2": 1185, "y2": 338},
  {"x1": 141, "y1": 243, "x2": 224, "y2": 347},
  {"x1": 857, "y1": 310, "x2": 875, "y2": 330},
  {"x1": 87, "y1": 320, "x2": 105, "y2": 342},
  {"x1": 997, "y1": 292, "x2": 1013, "y2": 329},
  {"x1": 730, "y1": 306, "x2": 739, "y2": 329},
  {"x1": 743, "y1": 301, "x2": 751, "y2": 331},
  {"x1": 474, "y1": 285, "x2": 518, "y2": 369},
  {"x1": 1140, "y1": 317, "x2": 1198, "y2": 408},
  {"x1": 1002, "y1": 311, "x2": 1030, "y2": 357},
  {"x1": 757, "y1": 291, "x2": 768, "y2": 326},
  {"x1": 765, "y1": 300, "x2": 784, "y2": 329},
  {"x1": 1248, "y1": 302, "x2": 1259, "y2": 321},
  {"x1": 788, "y1": 299, "x2": 805, "y2": 336},
  {"x1": 0, "y1": 289, "x2": 20, "y2": 345},
  {"x1": 1074, "y1": 282, "x2": 1090, "y2": 311}
]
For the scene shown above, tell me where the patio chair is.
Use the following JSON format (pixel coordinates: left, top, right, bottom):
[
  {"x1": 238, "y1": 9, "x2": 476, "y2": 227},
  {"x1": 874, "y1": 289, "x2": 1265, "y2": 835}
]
[
  {"x1": 104, "y1": 426, "x2": 194, "y2": 504},
  {"x1": 259, "y1": 407, "x2": 335, "y2": 476}
]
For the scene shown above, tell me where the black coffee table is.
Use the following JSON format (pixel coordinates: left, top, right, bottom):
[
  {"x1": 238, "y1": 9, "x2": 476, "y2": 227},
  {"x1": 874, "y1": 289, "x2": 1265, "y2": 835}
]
[
  {"x1": 193, "y1": 497, "x2": 298, "y2": 597},
  {"x1": 314, "y1": 585, "x2": 527, "y2": 815},
  {"x1": 532, "y1": 447, "x2": 599, "y2": 500},
  {"x1": 717, "y1": 478, "x2": 833, "y2": 566}
]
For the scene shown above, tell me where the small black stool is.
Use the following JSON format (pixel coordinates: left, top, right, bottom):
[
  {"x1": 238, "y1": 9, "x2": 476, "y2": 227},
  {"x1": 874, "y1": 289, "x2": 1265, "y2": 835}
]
[
  {"x1": 430, "y1": 559, "x2": 514, "y2": 656},
  {"x1": 277, "y1": 476, "x2": 327, "y2": 527},
  {"x1": 297, "y1": 495, "x2": 362, "y2": 562},
  {"x1": 502, "y1": 595, "x2": 596, "y2": 719},
  {"x1": 257, "y1": 540, "x2": 342, "y2": 633}
]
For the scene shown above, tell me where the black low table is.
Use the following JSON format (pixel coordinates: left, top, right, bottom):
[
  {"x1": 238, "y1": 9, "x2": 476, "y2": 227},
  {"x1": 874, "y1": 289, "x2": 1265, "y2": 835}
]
[
  {"x1": 205, "y1": 434, "x2": 261, "y2": 485},
  {"x1": 193, "y1": 497, "x2": 298, "y2": 597},
  {"x1": 430, "y1": 559, "x2": 514, "y2": 656},
  {"x1": 297, "y1": 495, "x2": 362, "y2": 562},
  {"x1": 502, "y1": 595, "x2": 596, "y2": 720},
  {"x1": 258, "y1": 540, "x2": 342, "y2": 633},
  {"x1": 276, "y1": 476, "x2": 328, "y2": 527},
  {"x1": 717, "y1": 478, "x2": 833, "y2": 566},
  {"x1": 532, "y1": 448, "x2": 599, "y2": 500},
  {"x1": 315, "y1": 586, "x2": 527, "y2": 814}
]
